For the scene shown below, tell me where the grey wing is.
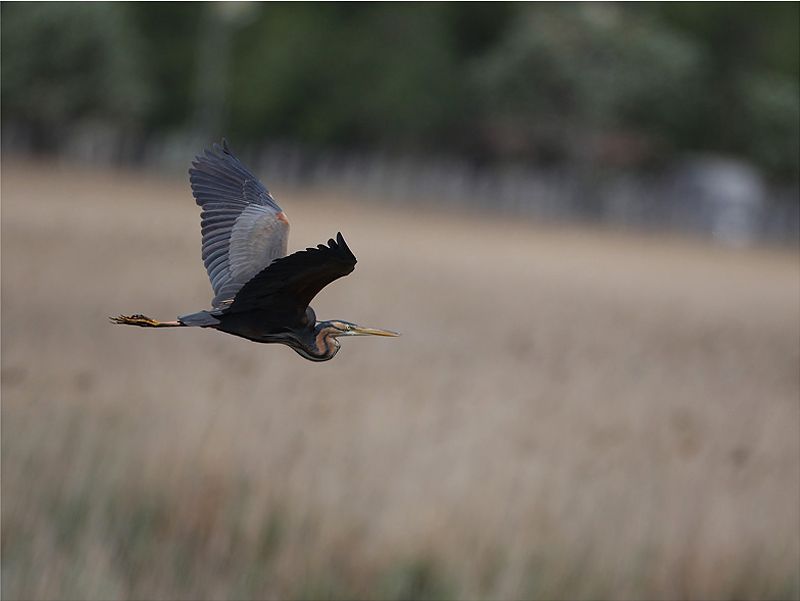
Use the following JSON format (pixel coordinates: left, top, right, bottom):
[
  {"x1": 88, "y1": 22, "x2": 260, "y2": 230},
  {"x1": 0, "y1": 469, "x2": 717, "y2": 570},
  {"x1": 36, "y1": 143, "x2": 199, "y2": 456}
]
[{"x1": 189, "y1": 140, "x2": 290, "y2": 308}]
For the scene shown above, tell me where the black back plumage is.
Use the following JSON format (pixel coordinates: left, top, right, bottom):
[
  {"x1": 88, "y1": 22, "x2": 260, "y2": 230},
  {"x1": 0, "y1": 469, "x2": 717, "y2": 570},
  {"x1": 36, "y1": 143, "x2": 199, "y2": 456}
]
[{"x1": 228, "y1": 232, "x2": 357, "y2": 324}]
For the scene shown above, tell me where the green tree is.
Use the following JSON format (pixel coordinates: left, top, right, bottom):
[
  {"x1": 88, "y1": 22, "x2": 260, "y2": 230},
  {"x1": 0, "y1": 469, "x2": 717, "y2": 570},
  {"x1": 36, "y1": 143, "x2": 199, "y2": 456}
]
[{"x1": 1, "y1": 3, "x2": 150, "y2": 149}]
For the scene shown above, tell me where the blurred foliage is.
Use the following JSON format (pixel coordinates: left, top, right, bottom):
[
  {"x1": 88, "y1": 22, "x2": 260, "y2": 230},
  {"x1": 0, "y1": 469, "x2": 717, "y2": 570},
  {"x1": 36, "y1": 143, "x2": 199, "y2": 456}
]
[
  {"x1": 472, "y1": 5, "x2": 704, "y2": 164},
  {"x1": 1, "y1": 2, "x2": 798, "y2": 180},
  {"x1": 1, "y1": 3, "x2": 151, "y2": 147}
]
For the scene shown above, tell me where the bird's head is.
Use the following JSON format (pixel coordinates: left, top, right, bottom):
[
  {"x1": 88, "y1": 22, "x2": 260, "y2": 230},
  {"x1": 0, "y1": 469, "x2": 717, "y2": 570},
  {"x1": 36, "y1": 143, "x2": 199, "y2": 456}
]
[{"x1": 301, "y1": 319, "x2": 399, "y2": 361}]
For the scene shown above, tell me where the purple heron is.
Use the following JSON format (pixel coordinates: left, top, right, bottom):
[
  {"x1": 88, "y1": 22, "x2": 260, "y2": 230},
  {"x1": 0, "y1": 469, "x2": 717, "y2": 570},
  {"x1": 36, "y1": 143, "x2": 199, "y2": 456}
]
[{"x1": 111, "y1": 140, "x2": 398, "y2": 361}]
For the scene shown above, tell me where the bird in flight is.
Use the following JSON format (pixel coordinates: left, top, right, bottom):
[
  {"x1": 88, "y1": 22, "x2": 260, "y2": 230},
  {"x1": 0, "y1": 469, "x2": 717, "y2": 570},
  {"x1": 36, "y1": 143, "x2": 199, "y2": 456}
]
[{"x1": 112, "y1": 140, "x2": 398, "y2": 361}]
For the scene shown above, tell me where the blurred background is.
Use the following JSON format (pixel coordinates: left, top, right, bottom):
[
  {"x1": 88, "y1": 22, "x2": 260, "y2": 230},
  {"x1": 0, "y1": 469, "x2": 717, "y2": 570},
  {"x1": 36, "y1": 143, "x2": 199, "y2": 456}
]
[{"x1": 2, "y1": 2, "x2": 799, "y2": 600}]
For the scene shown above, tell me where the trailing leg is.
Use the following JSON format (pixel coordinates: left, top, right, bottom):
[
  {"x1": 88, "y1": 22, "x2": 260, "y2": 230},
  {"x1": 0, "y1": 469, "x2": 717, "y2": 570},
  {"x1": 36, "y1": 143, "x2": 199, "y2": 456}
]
[{"x1": 109, "y1": 314, "x2": 184, "y2": 328}]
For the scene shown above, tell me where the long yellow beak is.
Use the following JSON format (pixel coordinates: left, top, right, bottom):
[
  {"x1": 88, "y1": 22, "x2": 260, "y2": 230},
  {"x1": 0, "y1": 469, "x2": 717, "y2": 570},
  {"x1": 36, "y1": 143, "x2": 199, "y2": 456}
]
[{"x1": 349, "y1": 325, "x2": 400, "y2": 337}]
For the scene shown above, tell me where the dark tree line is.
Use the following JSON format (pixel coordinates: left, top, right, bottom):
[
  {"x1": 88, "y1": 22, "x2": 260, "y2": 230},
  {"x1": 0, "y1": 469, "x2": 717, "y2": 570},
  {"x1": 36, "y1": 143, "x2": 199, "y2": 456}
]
[{"x1": 2, "y1": 2, "x2": 798, "y2": 182}]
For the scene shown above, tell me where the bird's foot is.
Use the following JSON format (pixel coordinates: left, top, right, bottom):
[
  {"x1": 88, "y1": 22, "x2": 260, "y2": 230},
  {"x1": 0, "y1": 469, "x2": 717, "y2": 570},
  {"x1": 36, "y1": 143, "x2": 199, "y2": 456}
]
[{"x1": 110, "y1": 314, "x2": 163, "y2": 327}]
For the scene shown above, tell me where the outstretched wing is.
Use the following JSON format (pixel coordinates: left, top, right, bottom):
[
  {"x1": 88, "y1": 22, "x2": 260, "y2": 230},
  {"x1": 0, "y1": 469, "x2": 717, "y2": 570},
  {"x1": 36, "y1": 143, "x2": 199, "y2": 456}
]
[
  {"x1": 227, "y1": 232, "x2": 357, "y2": 322},
  {"x1": 190, "y1": 140, "x2": 289, "y2": 308}
]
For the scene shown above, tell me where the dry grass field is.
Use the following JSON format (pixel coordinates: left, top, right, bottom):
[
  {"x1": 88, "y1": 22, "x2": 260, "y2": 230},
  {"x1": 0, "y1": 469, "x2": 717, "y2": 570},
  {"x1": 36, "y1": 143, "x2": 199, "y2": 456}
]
[{"x1": 2, "y1": 159, "x2": 799, "y2": 600}]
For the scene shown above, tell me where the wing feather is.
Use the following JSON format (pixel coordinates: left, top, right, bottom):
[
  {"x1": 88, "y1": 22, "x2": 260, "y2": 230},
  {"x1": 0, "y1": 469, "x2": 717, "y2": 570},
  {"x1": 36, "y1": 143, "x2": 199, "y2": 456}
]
[
  {"x1": 227, "y1": 232, "x2": 357, "y2": 323},
  {"x1": 190, "y1": 140, "x2": 289, "y2": 307}
]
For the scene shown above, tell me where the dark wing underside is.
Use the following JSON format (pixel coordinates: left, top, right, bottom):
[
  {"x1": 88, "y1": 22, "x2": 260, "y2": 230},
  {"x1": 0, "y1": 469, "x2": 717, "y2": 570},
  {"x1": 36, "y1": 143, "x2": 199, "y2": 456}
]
[
  {"x1": 227, "y1": 232, "x2": 357, "y2": 324},
  {"x1": 190, "y1": 140, "x2": 289, "y2": 308}
]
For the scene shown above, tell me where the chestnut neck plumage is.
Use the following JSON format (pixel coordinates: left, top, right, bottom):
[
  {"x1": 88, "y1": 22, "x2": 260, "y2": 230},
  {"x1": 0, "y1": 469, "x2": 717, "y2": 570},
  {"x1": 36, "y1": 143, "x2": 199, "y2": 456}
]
[{"x1": 288, "y1": 321, "x2": 342, "y2": 362}]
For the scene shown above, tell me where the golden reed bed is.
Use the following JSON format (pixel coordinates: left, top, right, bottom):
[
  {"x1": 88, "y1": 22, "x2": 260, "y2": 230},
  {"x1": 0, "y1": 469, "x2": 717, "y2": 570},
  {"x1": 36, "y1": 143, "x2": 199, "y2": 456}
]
[{"x1": 2, "y1": 160, "x2": 798, "y2": 600}]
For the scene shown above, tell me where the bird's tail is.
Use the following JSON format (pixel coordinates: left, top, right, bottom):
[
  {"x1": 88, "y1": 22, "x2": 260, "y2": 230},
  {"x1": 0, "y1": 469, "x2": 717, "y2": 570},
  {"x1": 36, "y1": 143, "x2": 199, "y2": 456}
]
[{"x1": 110, "y1": 314, "x2": 184, "y2": 328}]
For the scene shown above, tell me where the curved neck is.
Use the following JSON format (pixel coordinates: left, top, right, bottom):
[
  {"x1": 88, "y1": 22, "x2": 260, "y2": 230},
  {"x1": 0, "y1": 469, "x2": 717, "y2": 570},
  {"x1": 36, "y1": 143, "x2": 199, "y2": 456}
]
[{"x1": 292, "y1": 322, "x2": 340, "y2": 362}]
